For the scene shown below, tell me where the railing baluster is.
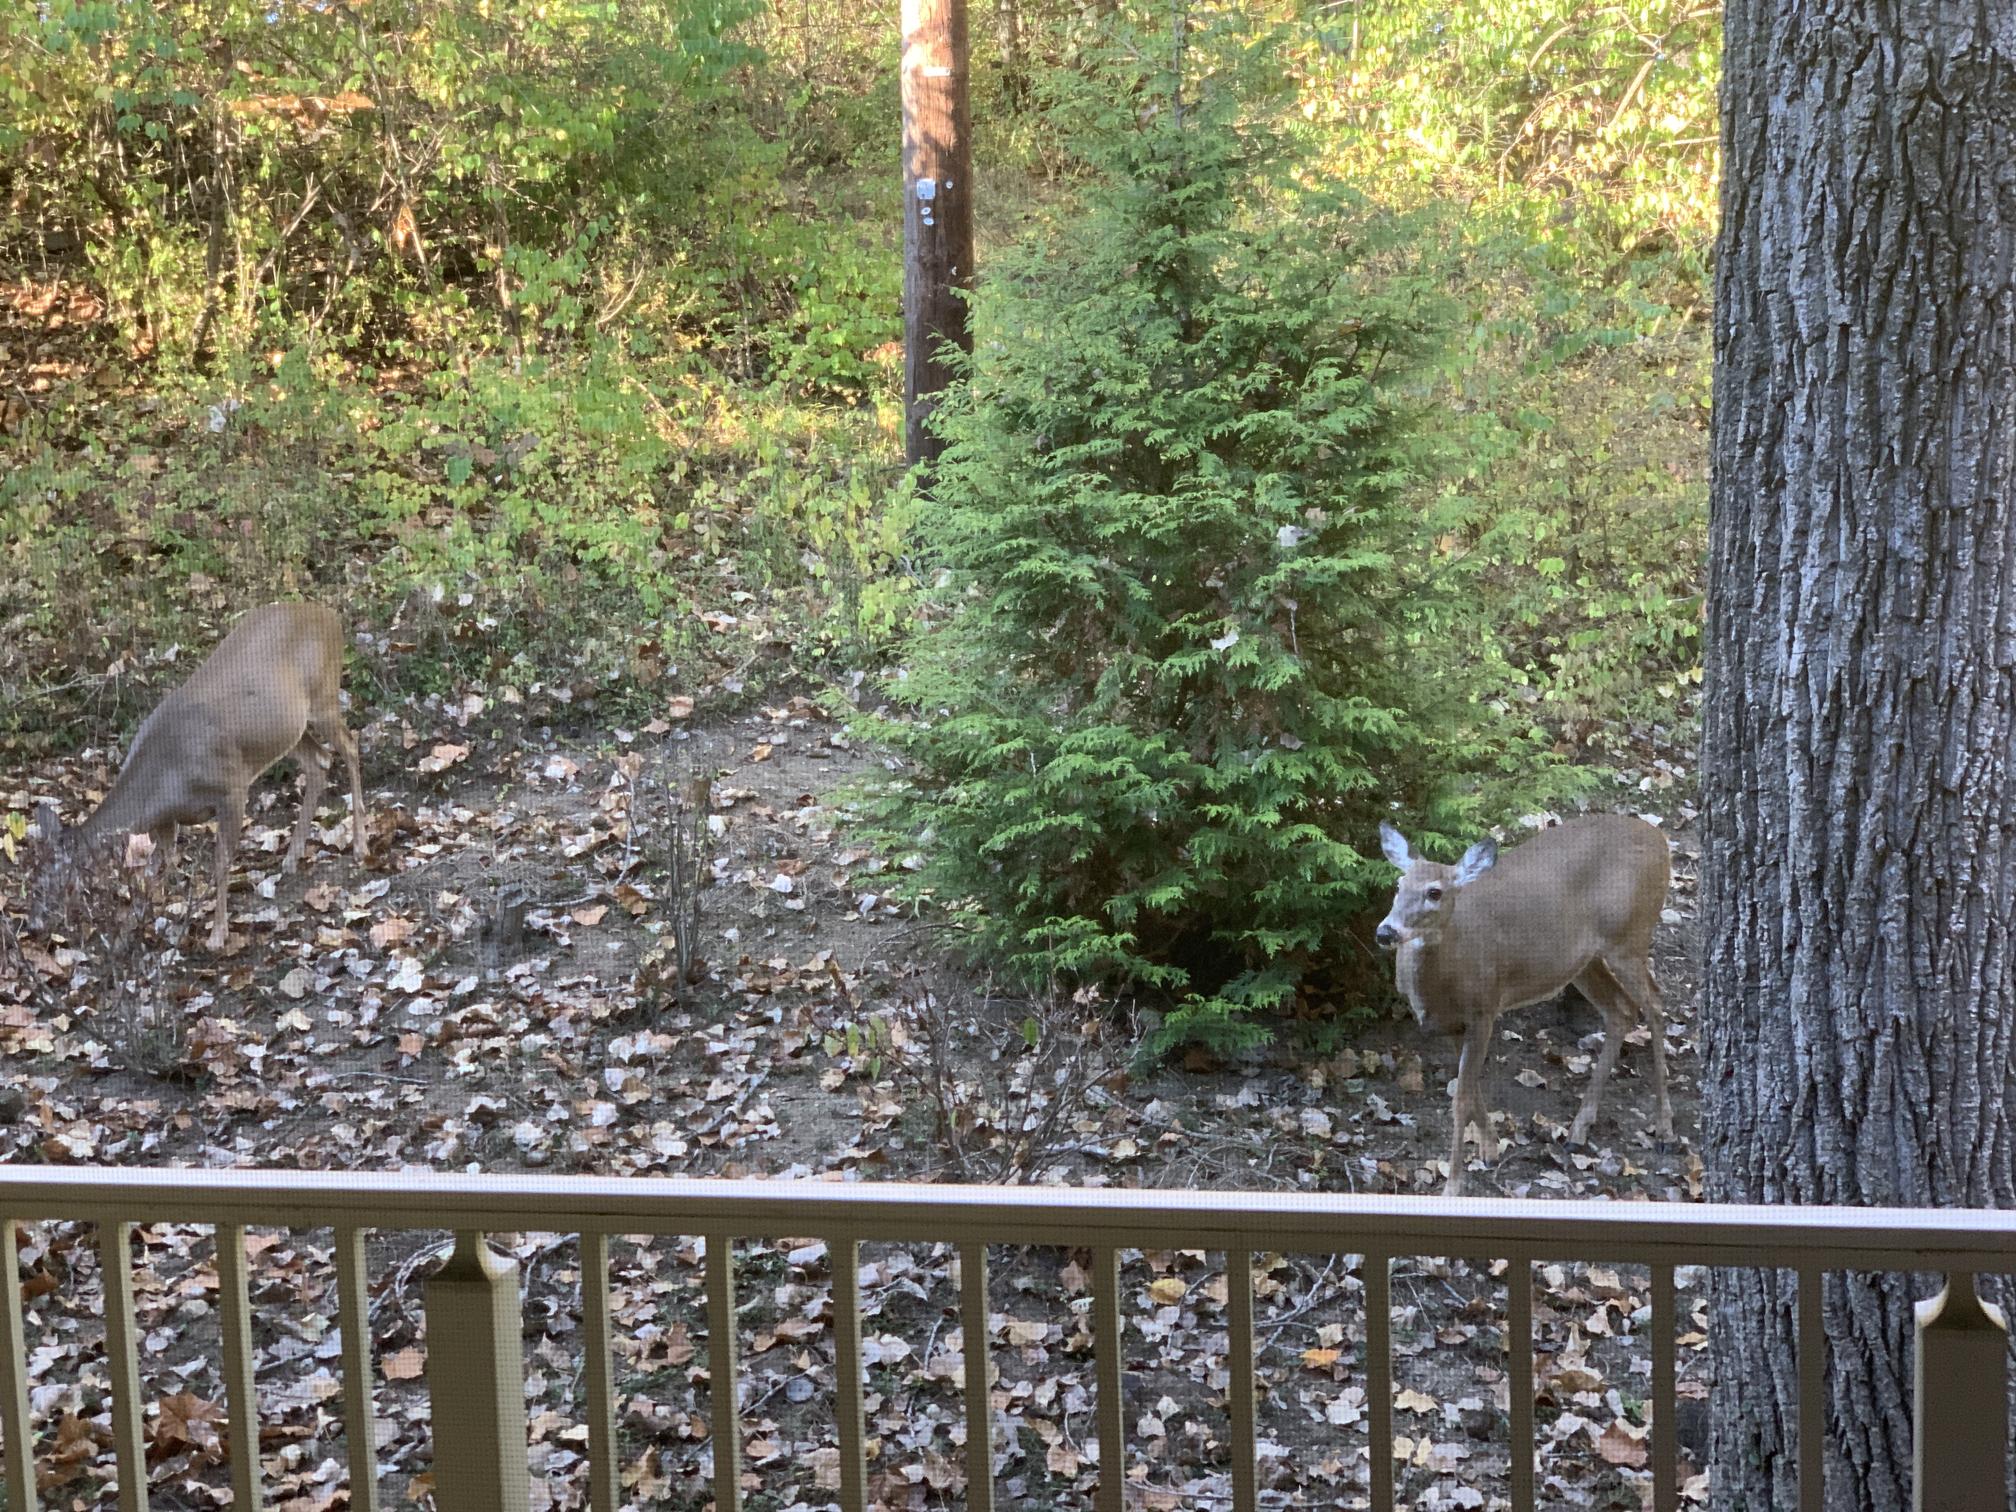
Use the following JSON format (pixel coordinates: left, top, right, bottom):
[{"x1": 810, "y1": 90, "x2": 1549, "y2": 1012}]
[
  {"x1": 1507, "y1": 1255, "x2": 1534, "y2": 1512},
  {"x1": 704, "y1": 1233, "x2": 741, "y2": 1512},
  {"x1": 1912, "y1": 1270, "x2": 2007, "y2": 1512},
  {"x1": 1366, "y1": 1252, "x2": 1392, "y2": 1512},
  {"x1": 959, "y1": 1241, "x2": 994, "y2": 1512},
  {"x1": 335, "y1": 1228, "x2": 379, "y2": 1512},
  {"x1": 423, "y1": 1232, "x2": 528, "y2": 1512},
  {"x1": 1651, "y1": 1265, "x2": 1677, "y2": 1512},
  {"x1": 97, "y1": 1222, "x2": 147, "y2": 1512},
  {"x1": 833, "y1": 1237, "x2": 867, "y2": 1512},
  {"x1": 0, "y1": 1218, "x2": 39, "y2": 1512},
  {"x1": 580, "y1": 1233, "x2": 617, "y2": 1512},
  {"x1": 1227, "y1": 1248, "x2": 1258, "y2": 1512},
  {"x1": 1093, "y1": 1245, "x2": 1125, "y2": 1512},
  {"x1": 216, "y1": 1226, "x2": 262, "y2": 1512},
  {"x1": 1799, "y1": 1267, "x2": 1824, "y2": 1512}
]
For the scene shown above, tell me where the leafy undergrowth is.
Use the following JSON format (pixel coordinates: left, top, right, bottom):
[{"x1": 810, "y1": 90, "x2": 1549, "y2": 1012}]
[{"x1": 2, "y1": 670, "x2": 1710, "y2": 1510}]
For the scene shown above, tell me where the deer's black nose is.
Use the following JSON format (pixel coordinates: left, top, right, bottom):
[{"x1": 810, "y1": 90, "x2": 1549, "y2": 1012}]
[{"x1": 1375, "y1": 924, "x2": 1399, "y2": 950}]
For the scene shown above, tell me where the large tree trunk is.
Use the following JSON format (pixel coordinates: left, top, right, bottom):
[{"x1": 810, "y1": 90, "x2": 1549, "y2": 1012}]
[
  {"x1": 901, "y1": 0, "x2": 975, "y2": 466},
  {"x1": 1702, "y1": 5, "x2": 2016, "y2": 1510}
]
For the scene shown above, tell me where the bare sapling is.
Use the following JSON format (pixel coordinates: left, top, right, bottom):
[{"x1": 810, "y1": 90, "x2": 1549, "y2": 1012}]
[
  {"x1": 874, "y1": 982, "x2": 1127, "y2": 1183},
  {"x1": 31, "y1": 601, "x2": 368, "y2": 951},
  {"x1": 634, "y1": 754, "x2": 715, "y2": 1009},
  {"x1": 1376, "y1": 814, "x2": 1672, "y2": 1196}
]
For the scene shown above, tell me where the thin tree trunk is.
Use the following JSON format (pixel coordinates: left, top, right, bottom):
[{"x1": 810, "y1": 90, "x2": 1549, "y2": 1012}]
[
  {"x1": 996, "y1": 0, "x2": 1026, "y2": 111},
  {"x1": 1702, "y1": 5, "x2": 2016, "y2": 1510},
  {"x1": 901, "y1": 0, "x2": 975, "y2": 466}
]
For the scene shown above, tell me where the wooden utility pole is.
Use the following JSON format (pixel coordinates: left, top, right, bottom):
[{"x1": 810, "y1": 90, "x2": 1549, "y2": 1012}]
[{"x1": 901, "y1": 0, "x2": 974, "y2": 466}]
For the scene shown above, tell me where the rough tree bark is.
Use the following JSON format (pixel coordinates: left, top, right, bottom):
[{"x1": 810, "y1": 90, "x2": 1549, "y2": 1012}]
[
  {"x1": 901, "y1": 0, "x2": 975, "y2": 466},
  {"x1": 1703, "y1": 5, "x2": 2016, "y2": 1510}
]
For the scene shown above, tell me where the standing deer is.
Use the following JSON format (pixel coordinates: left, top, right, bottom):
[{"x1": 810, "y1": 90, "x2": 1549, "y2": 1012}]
[
  {"x1": 1375, "y1": 814, "x2": 1671, "y2": 1196},
  {"x1": 32, "y1": 602, "x2": 368, "y2": 951}
]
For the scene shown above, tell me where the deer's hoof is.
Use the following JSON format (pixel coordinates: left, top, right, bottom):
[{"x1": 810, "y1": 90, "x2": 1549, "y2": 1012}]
[
  {"x1": 1568, "y1": 1117, "x2": 1595, "y2": 1146},
  {"x1": 207, "y1": 931, "x2": 230, "y2": 952}
]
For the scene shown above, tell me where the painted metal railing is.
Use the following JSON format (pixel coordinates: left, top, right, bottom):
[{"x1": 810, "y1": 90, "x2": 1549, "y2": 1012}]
[{"x1": 0, "y1": 1167, "x2": 2008, "y2": 1512}]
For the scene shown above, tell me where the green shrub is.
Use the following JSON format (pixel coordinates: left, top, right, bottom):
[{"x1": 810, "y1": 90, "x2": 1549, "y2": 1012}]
[{"x1": 862, "y1": 11, "x2": 1575, "y2": 1051}]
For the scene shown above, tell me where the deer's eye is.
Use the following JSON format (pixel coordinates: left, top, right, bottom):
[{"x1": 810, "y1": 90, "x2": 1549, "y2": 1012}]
[{"x1": 1425, "y1": 886, "x2": 1444, "y2": 902}]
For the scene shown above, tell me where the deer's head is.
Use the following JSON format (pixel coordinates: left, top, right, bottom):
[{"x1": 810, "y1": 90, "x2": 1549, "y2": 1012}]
[{"x1": 1375, "y1": 822, "x2": 1496, "y2": 951}]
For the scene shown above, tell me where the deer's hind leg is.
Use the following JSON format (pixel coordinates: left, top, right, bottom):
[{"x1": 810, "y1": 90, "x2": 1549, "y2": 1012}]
[
  {"x1": 1566, "y1": 959, "x2": 1636, "y2": 1145},
  {"x1": 1609, "y1": 953, "x2": 1673, "y2": 1142},
  {"x1": 283, "y1": 736, "x2": 332, "y2": 874},
  {"x1": 307, "y1": 702, "x2": 367, "y2": 862}
]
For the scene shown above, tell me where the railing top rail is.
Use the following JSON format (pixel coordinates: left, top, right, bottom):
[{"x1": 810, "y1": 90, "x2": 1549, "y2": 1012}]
[{"x1": 1, "y1": 1166, "x2": 2013, "y2": 1268}]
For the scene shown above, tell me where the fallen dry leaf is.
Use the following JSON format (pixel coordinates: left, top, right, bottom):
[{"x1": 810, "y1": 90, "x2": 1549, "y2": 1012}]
[
  {"x1": 417, "y1": 742, "x2": 469, "y2": 774},
  {"x1": 153, "y1": 1392, "x2": 226, "y2": 1457},
  {"x1": 384, "y1": 1348, "x2": 424, "y2": 1382},
  {"x1": 1596, "y1": 1417, "x2": 1649, "y2": 1468}
]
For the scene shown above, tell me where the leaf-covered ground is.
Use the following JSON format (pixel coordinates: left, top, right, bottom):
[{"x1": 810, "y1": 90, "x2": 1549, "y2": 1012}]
[{"x1": 0, "y1": 672, "x2": 1709, "y2": 1512}]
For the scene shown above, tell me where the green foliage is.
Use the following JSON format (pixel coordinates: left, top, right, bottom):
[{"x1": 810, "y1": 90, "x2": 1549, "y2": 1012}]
[
  {"x1": 0, "y1": 0, "x2": 797, "y2": 367},
  {"x1": 1, "y1": 0, "x2": 911, "y2": 715},
  {"x1": 686, "y1": 382, "x2": 908, "y2": 654},
  {"x1": 761, "y1": 210, "x2": 902, "y2": 398},
  {"x1": 1286, "y1": 0, "x2": 1716, "y2": 747},
  {"x1": 0, "y1": 328, "x2": 909, "y2": 745},
  {"x1": 1, "y1": 0, "x2": 1714, "y2": 785},
  {"x1": 864, "y1": 12, "x2": 1575, "y2": 1051},
  {"x1": 1298, "y1": 0, "x2": 1719, "y2": 275},
  {"x1": 738, "y1": 6, "x2": 898, "y2": 174},
  {"x1": 1423, "y1": 332, "x2": 1707, "y2": 744}
]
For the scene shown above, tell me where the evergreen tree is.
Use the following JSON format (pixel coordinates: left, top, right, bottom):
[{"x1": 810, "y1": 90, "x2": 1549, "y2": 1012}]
[{"x1": 869, "y1": 9, "x2": 1567, "y2": 1047}]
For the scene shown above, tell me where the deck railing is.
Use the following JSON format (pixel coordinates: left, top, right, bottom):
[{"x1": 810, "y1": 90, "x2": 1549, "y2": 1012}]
[{"x1": 0, "y1": 1166, "x2": 2008, "y2": 1512}]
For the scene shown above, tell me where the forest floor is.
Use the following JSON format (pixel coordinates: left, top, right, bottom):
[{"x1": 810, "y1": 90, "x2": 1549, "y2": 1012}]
[{"x1": 0, "y1": 689, "x2": 1708, "y2": 1512}]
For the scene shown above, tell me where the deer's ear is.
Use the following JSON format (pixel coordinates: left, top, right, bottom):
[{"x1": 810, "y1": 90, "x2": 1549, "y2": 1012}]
[
  {"x1": 32, "y1": 800, "x2": 62, "y2": 845},
  {"x1": 1454, "y1": 837, "x2": 1498, "y2": 885},
  {"x1": 1378, "y1": 822, "x2": 1414, "y2": 872}
]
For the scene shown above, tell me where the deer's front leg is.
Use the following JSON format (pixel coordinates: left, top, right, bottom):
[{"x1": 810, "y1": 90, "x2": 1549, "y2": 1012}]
[
  {"x1": 208, "y1": 793, "x2": 246, "y2": 950},
  {"x1": 1444, "y1": 1015, "x2": 1496, "y2": 1196}
]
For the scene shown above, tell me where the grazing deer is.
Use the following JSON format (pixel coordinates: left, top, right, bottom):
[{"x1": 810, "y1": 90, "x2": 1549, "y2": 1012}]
[
  {"x1": 1375, "y1": 815, "x2": 1671, "y2": 1196},
  {"x1": 32, "y1": 602, "x2": 368, "y2": 951}
]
